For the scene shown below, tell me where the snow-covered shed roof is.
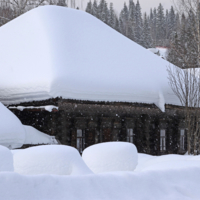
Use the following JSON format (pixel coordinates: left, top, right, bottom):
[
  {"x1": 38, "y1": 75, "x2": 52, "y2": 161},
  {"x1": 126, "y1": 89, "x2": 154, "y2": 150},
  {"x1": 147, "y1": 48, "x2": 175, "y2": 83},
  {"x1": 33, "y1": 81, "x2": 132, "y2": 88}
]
[
  {"x1": 23, "y1": 125, "x2": 58, "y2": 145},
  {"x1": 0, "y1": 6, "x2": 180, "y2": 111},
  {"x1": 0, "y1": 103, "x2": 25, "y2": 149}
]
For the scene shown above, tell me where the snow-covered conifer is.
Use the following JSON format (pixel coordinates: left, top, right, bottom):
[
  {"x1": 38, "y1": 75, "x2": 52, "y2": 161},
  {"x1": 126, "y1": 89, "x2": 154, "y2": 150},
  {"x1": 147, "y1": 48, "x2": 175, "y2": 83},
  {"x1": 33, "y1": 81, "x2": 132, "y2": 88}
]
[{"x1": 86, "y1": 1, "x2": 92, "y2": 14}]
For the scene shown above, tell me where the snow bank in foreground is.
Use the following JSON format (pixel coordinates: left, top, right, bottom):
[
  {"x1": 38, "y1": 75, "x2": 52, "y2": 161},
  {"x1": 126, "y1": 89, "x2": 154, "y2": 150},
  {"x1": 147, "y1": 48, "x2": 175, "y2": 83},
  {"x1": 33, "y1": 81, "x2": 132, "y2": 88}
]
[
  {"x1": 13, "y1": 145, "x2": 92, "y2": 175},
  {"x1": 1, "y1": 168, "x2": 200, "y2": 200},
  {"x1": 0, "y1": 146, "x2": 13, "y2": 171},
  {"x1": 82, "y1": 142, "x2": 138, "y2": 173},
  {"x1": 0, "y1": 102, "x2": 25, "y2": 149},
  {"x1": 135, "y1": 154, "x2": 200, "y2": 172},
  {"x1": 0, "y1": 6, "x2": 180, "y2": 111},
  {"x1": 23, "y1": 125, "x2": 58, "y2": 145}
]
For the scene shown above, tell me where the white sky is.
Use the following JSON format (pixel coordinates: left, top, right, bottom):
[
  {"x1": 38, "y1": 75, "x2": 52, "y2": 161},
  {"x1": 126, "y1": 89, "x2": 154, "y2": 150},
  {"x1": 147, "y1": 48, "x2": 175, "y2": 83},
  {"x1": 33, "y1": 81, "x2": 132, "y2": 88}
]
[{"x1": 80, "y1": 0, "x2": 173, "y2": 14}]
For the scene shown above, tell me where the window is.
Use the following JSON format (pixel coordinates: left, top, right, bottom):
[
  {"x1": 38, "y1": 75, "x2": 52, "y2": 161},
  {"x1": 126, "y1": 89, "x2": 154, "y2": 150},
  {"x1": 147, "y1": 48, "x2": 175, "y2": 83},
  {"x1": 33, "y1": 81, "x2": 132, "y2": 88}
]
[
  {"x1": 180, "y1": 129, "x2": 185, "y2": 151},
  {"x1": 76, "y1": 129, "x2": 85, "y2": 153},
  {"x1": 127, "y1": 129, "x2": 134, "y2": 143},
  {"x1": 160, "y1": 129, "x2": 166, "y2": 151}
]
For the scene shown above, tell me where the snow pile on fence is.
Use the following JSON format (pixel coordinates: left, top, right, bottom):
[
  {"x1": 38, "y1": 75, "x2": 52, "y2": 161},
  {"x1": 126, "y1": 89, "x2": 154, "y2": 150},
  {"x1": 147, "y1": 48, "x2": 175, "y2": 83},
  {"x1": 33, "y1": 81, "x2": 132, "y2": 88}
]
[
  {"x1": 82, "y1": 142, "x2": 138, "y2": 173},
  {"x1": 0, "y1": 145, "x2": 14, "y2": 172},
  {"x1": 0, "y1": 6, "x2": 180, "y2": 111},
  {"x1": 23, "y1": 126, "x2": 58, "y2": 145},
  {"x1": 0, "y1": 167, "x2": 200, "y2": 200},
  {"x1": 0, "y1": 103, "x2": 25, "y2": 149},
  {"x1": 13, "y1": 145, "x2": 92, "y2": 175}
]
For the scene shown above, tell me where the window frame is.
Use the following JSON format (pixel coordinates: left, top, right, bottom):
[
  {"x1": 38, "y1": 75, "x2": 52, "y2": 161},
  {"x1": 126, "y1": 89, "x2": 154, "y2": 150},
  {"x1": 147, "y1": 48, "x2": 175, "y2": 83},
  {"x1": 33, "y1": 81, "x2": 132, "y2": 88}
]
[
  {"x1": 76, "y1": 129, "x2": 85, "y2": 153},
  {"x1": 127, "y1": 128, "x2": 134, "y2": 143},
  {"x1": 160, "y1": 129, "x2": 166, "y2": 151},
  {"x1": 180, "y1": 129, "x2": 185, "y2": 151}
]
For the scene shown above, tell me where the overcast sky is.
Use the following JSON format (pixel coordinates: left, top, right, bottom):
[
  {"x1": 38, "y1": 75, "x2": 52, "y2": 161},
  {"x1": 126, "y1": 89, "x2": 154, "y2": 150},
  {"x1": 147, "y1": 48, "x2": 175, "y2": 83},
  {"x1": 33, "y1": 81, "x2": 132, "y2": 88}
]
[{"x1": 80, "y1": 0, "x2": 174, "y2": 14}]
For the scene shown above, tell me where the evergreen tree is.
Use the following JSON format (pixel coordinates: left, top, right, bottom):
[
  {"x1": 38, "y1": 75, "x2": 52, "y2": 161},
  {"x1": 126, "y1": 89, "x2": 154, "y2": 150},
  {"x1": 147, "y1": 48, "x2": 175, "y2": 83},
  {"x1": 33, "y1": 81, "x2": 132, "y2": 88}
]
[
  {"x1": 169, "y1": 6, "x2": 176, "y2": 35},
  {"x1": 108, "y1": 3, "x2": 115, "y2": 28},
  {"x1": 98, "y1": 0, "x2": 105, "y2": 20},
  {"x1": 86, "y1": 1, "x2": 92, "y2": 14},
  {"x1": 92, "y1": 0, "x2": 98, "y2": 17},
  {"x1": 142, "y1": 12, "x2": 152, "y2": 48},
  {"x1": 156, "y1": 3, "x2": 165, "y2": 46},
  {"x1": 57, "y1": 0, "x2": 67, "y2": 7},
  {"x1": 114, "y1": 15, "x2": 120, "y2": 32},
  {"x1": 127, "y1": 0, "x2": 136, "y2": 41},
  {"x1": 135, "y1": 0, "x2": 143, "y2": 45}
]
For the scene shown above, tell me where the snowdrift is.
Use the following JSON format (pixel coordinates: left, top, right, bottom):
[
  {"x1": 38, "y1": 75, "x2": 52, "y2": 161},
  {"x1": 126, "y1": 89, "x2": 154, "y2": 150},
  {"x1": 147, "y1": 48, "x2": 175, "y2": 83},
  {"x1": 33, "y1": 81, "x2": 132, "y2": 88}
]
[
  {"x1": 1, "y1": 168, "x2": 200, "y2": 200},
  {"x1": 0, "y1": 103, "x2": 25, "y2": 149},
  {"x1": 0, "y1": 145, "x2": 14, "y2": 172},
  {"x1": 0, "y1": 6, "x2": 180, "y2": 111},
  {"x1": 82, "y1": 142, "x2": 138, "y2": 173},
  {"x1": 13, "y1": 145, "x2": 92, "y2": 175}
]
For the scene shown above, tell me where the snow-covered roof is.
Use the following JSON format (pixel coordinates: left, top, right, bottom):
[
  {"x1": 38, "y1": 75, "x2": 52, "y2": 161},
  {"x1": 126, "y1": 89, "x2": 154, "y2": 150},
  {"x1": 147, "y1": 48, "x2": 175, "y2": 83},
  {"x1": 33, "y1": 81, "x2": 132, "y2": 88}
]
[
  {"x1": 0, "y1": 103, "x2": 25, "y2": 149},
  {"x1": 23, "y1": 126, "x2": 58, "y2": 145},
  {"x1": 0, "y1": 6, "x2": 180, "y2": 111}
]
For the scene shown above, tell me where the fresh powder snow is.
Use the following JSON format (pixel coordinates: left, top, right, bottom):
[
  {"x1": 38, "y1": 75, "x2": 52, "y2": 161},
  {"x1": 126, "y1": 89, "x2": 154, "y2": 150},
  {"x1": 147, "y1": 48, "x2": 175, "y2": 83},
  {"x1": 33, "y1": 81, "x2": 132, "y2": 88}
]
[
  {"x1": 82, "y1": 142, "x2": 138, "y2": 173},
  {"x1": 0, "y1": 145, "x2": 199, "y2": 199},
  {"x1": 0, "y1": 102, "x2": 25, "y2": 149},
  {"x1": 0, "y1": 6, "x2": 180, "y2": 112},
  {"x1": 0, "y1": 145, "x2": 14, "y2": 172},
  {"x1": 13, "y1": 145, "x2": 93, "y2": 175}
]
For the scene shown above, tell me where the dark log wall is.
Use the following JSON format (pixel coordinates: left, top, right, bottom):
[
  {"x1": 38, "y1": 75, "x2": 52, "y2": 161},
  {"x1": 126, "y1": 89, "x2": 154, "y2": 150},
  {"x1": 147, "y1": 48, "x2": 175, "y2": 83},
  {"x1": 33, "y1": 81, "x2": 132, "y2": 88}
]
[{"x1": 10, "y1": 99, "x2": 187, "y2": 155}]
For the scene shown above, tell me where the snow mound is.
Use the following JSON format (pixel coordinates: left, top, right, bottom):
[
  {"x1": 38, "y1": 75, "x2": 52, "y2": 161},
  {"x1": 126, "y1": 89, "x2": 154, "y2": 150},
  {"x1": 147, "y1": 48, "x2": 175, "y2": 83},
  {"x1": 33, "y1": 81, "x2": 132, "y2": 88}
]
[
  {"x1": 0, "y1": 102, "x2": 25, "y2": 149},
  {"x1": 0, "y1": 6, "x2": 180, "y2": 111},
  {"x1": 13, "y1": 145, "x2": 92, "y2": 175},
  {"x1": 135, "y1": 154, "x2": 200, "y2": 172},
  {"x1": 24, "y1": 125, "x2": 58, "y2": 145},
  {"x1": 1, "y1": 168, "x2": 200, "y2": 200},
  {"x1": 82, "y1": 142, "x2": 138, "y2": 173},
  {"x1": 0, "y1": 145, "x2": 14, "y2": 171}
]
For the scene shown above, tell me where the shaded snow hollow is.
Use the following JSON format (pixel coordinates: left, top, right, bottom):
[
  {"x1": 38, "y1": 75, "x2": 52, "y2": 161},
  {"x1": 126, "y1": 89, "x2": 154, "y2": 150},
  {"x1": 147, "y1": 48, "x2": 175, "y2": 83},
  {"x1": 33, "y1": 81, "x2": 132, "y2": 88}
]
[{"x1": 0, "y1": 6, "x2": 180, "y2": 111}]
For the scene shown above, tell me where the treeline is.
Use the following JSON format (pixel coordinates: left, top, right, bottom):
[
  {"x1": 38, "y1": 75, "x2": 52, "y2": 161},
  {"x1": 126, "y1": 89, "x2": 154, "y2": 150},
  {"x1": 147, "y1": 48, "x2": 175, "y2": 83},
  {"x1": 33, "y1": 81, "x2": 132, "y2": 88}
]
[
  {"x1": 167, "y1": 11, "x2": 199, "y2": 69},
  {"x1": 86, "y1": 0, "x2": 180, "y2": 48}
]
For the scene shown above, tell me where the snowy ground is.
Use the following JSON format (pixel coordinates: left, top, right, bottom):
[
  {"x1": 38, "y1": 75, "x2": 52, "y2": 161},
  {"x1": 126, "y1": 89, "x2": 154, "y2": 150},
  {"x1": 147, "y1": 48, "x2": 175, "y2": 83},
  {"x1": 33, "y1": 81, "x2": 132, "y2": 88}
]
[{"x1": 0, "y1": 144, "x2": 200, "y2": 200}]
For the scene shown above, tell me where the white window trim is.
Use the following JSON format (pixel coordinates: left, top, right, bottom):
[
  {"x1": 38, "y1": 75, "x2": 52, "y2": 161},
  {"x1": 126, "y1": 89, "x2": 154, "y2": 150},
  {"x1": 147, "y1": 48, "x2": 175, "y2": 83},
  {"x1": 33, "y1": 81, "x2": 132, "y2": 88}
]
[
  {"x1": 160, "y1": 129, "x2": 166, "y2": 151},
  {"x1": 127, "y1": 128, "x2": 134, "y2": 143}
]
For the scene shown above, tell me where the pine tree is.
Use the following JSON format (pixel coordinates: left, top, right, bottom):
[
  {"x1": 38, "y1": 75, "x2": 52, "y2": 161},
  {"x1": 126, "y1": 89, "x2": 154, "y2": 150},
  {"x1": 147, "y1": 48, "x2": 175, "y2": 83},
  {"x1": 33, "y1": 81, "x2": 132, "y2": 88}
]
[
  {"x1": 57, "y1": 0, "x2": 67, "y2": 7},
  {"x1": 86, "y1": 1, "x2": 92, "y2": 14},
  {"x1": 156, "y1": 3, "x2": 165, "y2": 46},
  {"x1": 169, "y1": 6, "x2": 176, "y2": 35},
  {"x1": 92, "y1": 0, "x2": 98, "y2": 18},
  {"x1": 119, "y1": 3, "x2": 129, "y2": 36},
  {"x1": 98, "y1": 0, "x2": 105, "y2": 20},
  {"x1": 141, "y1": 12, "x2": 152, "y2": 48},
  {"x1": 108, "y1": 3, "x2": 115, "y2": 28},
  {"x1": 114, "y1": 15, "x2": 120, "y2": 32},
  {"x1": 135, "y1": 0, "x2": 143, "y2": 45},
  {"x1": 127, "y1": 0, "x2": 136, "y2": 41}
]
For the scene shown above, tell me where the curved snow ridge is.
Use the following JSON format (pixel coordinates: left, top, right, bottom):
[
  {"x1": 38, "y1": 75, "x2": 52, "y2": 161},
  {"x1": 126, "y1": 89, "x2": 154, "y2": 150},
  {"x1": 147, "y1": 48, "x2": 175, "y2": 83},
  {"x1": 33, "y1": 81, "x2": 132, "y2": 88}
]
[{"x1": 0, "y1": 6, "x2": 180, "y2": 110}]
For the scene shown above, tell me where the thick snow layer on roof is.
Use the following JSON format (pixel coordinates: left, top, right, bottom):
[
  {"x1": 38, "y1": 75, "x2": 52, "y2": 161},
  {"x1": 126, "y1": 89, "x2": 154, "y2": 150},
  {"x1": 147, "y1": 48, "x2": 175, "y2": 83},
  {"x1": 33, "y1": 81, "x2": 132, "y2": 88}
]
[
  {"x1": 0, "y1": 103, "x2": 25, "y2": 149},
  {"x1": 82, "y1": 142, "x2": 138, "y2": 173},
  {"x1": 0, "y1": 6, "x2": 180, "y2": 111},
  {"x1": 23, "y1": 126, "x2": 58, "y2": 145}
]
